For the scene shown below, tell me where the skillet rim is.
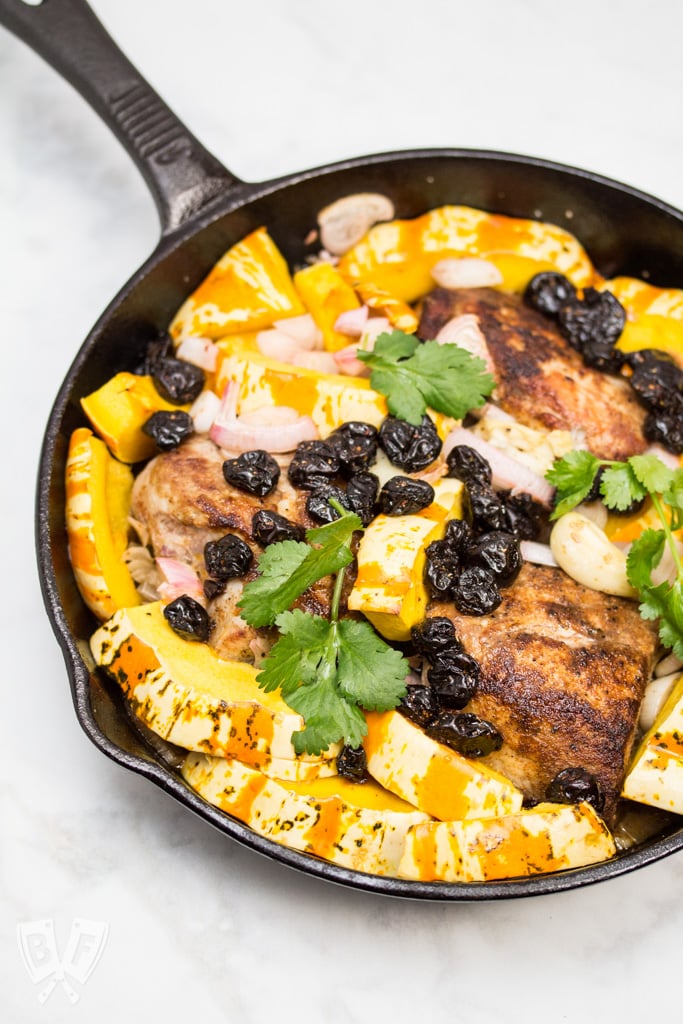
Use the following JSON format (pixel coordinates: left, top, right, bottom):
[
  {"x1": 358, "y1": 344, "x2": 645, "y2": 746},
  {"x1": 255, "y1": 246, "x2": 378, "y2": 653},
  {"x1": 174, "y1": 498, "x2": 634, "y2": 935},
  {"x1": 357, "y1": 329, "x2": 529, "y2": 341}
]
[{"x1": 36, "y1": 145, "x2": 683, "y2": 900}]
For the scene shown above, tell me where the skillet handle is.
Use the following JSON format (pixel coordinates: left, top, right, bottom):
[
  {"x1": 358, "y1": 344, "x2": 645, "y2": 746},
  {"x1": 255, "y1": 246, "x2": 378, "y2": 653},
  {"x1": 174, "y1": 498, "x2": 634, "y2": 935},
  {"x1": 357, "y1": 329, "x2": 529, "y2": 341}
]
[{"x1": 0, "y1": 0, "x2": 241, "y2": 233}]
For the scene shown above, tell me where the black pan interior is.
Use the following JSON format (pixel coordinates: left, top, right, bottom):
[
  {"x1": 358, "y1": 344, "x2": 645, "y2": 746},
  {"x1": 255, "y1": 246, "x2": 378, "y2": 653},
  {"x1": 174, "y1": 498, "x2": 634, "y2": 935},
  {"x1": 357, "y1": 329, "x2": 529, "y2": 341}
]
[{"x1": 38, "y1": 149, "x2": 683, "y2": 899}]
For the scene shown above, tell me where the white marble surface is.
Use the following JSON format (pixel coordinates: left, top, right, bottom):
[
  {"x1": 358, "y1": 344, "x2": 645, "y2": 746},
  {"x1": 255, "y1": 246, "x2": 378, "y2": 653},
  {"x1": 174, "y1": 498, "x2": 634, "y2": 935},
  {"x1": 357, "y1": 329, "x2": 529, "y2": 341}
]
[{"x1": 3, "y1": 0, "x2": 683, "y2": 1020}]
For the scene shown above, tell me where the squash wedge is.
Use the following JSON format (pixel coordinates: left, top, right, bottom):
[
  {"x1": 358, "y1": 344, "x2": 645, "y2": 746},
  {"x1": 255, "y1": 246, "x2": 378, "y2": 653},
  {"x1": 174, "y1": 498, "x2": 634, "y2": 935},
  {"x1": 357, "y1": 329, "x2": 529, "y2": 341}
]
[{"x1": 65, "y1": 427, "x2": 140, "y2": 619}]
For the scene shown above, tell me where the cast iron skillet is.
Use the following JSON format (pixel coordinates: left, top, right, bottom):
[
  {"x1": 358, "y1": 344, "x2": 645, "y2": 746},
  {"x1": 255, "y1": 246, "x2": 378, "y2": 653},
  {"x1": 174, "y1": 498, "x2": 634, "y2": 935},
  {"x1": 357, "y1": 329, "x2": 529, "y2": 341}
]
[{"x1": 4, "y1": 0, "x2": 683, "y2": 900}]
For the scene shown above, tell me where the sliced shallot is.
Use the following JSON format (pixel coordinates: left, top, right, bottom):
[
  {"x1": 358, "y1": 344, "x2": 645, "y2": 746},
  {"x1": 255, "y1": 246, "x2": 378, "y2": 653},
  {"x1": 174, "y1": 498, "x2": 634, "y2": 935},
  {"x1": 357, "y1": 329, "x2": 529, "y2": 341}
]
[
  {"x1": 190, "y1": 389, "x2": 221, "y2": 433},
  {"x1": 435, "y1": 314, "x2": 496, "y2": 375},
  {"x1": 333, "y1": 343, "x2": 371, "y2": 377},
  {"x1": 257, "y1": 328, "x2": 305, "y2": 363},
  {"x1": 361, "y1": 316, "x2": 392, "y2": 343},
  {"x1": 639, "y1": 672, "x2": 681, "y2": 733},
  {"x1": 430, "y1": 257, "x2": 503, "y2": 290},
  {"x1": 334, "y1": 305, "x2": 369, "y2": 337},
  {"x1": 156, "y1": 557, "x2": 205, "y2": 604},
  {"x1": 290, "y1": 350, "x2": 339, "y2": 374},
  {"x1": 519, "y1": 541, "x2": 558, "y2": 567},
  {"x1": 443, "y1": 426, "x2": 555, "y2": 506},
  {"x1": 273, "y1": 313, "x2": 323, "y2": 349},
  {"x1": 209, "y1": 382, "x2": 318, "y2": 453},
  {"x1": 175, "y1": 335, "x2": 219, "y2": 372},
  {"x1": 655, "y1": 651, "x2": 683, "y2": 678}
]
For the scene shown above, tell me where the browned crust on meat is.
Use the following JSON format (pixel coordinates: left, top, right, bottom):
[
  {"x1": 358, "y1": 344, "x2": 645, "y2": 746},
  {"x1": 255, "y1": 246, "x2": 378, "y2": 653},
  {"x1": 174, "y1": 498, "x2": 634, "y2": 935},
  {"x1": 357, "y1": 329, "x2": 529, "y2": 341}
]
[
  {"x1": 130, "y1": 437, "x2": 311, "y2": 564},
  {"x1": 429, "y1": 564, "x2": 659, "y2": 822},
  {"x1": 418, "y1": 287, "x2": 648, "y2": 460}
]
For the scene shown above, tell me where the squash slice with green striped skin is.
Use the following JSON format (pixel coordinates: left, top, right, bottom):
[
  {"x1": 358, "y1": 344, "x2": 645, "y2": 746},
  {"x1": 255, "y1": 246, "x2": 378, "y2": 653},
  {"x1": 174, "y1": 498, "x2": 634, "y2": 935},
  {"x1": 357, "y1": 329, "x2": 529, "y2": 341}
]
[
  {"x1": 65, "y1": 427, "x2": 140, "y2": 620},
  {"x1": 182, "y1": 752, "x2": 430, "y2": 875},
  {"x1": 398, "y1": 802, "x2": 616, "y2": 882},
  {"x1": 363, "y1": 710, "x2": 523, "y2": 822},
  {"x1": 90, "y1": 602, "x2": 339, "y2": 781},
  {"x1": 622, "y1": 673, "x2": 683, "y2": 814}
]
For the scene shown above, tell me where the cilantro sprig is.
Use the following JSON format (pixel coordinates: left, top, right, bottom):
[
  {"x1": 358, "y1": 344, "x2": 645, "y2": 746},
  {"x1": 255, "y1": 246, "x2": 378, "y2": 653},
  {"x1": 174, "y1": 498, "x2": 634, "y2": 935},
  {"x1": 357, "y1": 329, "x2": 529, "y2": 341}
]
[
  {"x1": 546, "y1": 451, "x2": 683, "y2": 658},
  {"x1": 357, "y1": 330, "x2": 495, "y2": 425},
  {"x1": 238, "y1": 501, "x2": 408, "y2": 754}
]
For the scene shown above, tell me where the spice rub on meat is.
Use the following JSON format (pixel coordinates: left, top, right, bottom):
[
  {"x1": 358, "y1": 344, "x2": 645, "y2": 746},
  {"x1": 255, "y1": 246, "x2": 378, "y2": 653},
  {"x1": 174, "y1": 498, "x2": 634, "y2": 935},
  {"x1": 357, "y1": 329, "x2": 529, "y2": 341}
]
[
  {"x1": 131, "y1": 436, "x2": 307, "y2": 564},
  {"x1": 130, "y1": 436, "x2": 329, "y2": 662},
  {"x1": 418, "y1": 287, "x2": 648, "y2": 461},
  {"x1": 429, "y1": 564, "x2": 659, "y2": 822}
]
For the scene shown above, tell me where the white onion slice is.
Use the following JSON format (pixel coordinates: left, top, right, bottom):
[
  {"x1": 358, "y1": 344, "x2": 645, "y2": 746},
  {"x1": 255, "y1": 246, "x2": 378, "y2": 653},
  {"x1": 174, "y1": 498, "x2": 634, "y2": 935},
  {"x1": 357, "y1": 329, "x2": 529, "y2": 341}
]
[
  {"x1": 290, "y1": 350, "x2": 339, "y2": 374},
  {"x1": 656, "y1": 652, "x2": 683, "y2": 678},
  {"x1": 361, "y1": 317, "x2": 392, "y2": 343},
  {"x1": 334, "y1": 305, "x2": 369, "y2": 337},
  {"x1": 477, "y1": 402, "x2": 515, "y2": 423},
  {"x1": 443, "y1": 426, "x2": 555, "y2": 506},
  {"x1": 189, "y1": 389, "x2": 221, "y2": 434},
  {"x1": 156, "y1": 557, "x2": 204, "y2": 604},
  {"x1": 520, "y1": 541, "x2": 558, "y2": 567},
  {"x1": 209, "y1": 383, "x2": 318, "y2": 453},
  {"x1": 576, "y1": 501, "x2": 608, "y2": 530},
  {"x1": 431, "y1": 257, "x2": 504, "y2": 290},
  {"x1": 176, "y1": 335, "x2": 219, "y2": 372},
  {"x1": 435, "y1": 314, "x2": 496, "y2": 374},
  {"x1": 639, "y1": 672, "x2": 681, "y2": 733},
  {"x1": 238, "y1": 406, "x2": 300, "y2": 427},
  {"x1": 333, "y1": 343, "x2": 371, "y2": 377},
  {"x1": 257, "y1": 328, "x2": 303, "y2": 362},
  {"x1": 273, "y1": 313, "x2": 323, "y2": 349}
]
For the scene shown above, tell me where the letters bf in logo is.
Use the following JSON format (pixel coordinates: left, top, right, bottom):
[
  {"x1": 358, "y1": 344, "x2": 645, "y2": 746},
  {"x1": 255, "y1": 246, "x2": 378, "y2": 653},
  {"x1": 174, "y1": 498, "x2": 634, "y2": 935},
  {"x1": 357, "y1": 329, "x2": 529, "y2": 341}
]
[{"x1": 17, "y1": 918, "x2": 109, "y2": 1004}]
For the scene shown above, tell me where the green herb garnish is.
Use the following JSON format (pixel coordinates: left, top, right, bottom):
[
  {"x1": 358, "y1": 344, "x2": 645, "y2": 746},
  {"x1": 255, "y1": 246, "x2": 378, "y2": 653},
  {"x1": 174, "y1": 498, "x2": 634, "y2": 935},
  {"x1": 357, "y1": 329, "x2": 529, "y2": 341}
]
[
  {"x1": 547, "y1": 451, "x2": 683, "y2": 658},
  {"x1": 356, "y1": 330, "x2": 495, "y2": 425},
  {"x1": 238, "y1": 502, "x2": 408, "y2": 754}
]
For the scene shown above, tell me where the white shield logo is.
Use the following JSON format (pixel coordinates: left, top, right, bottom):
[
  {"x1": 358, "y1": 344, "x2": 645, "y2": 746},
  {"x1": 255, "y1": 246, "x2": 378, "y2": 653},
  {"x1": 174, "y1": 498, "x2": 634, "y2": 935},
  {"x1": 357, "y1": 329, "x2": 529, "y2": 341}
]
[{"x1": 17, "y1": 918, "x2": 109, "y2": 1004}]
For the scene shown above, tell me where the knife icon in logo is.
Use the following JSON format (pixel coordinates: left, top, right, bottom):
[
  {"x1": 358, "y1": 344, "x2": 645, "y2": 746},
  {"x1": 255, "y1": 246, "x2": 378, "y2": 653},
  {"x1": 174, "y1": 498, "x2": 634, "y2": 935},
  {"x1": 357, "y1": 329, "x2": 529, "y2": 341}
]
[{"x1": 17, "y1": 918, "x2": 109, "y2": 1004}]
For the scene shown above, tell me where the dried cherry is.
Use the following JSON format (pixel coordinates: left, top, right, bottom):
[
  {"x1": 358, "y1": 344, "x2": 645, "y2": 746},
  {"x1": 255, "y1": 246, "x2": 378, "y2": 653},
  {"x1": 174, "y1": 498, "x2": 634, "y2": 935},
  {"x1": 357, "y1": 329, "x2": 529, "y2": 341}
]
[
  {"x1": 222, "y1": 450, "x2": 280, "y2": 497},
  {"x1": 251, "y1": 509, "x2": 305, "y2": 546},
  {"x1": 545, "y1": 767, "x2": 605, "y2": 813},
  {"x1": 327, "y1": 421, "x2": 379, "y2": 475},
  {"x1": 378, "y1": 415, "x2": 442, "y2": 471},
  {"x1": 379, "y1": 476, "x2": 435, "y2": 516},
  {"x1": 142, "y1": 410, "x2": 194, "y2": 451},
  {"x1": 427, "y1": 712, "x2": 502, "y2": 757},
  {"x1": 452, "y1": 566, "x2": 501, "y2": 615},
  {"x1": 288, "y1": 440, "x2": 340, "y2": 490},
  {"x1": 524, "y1": 272, "x2": 577, "y2": 317},
  {"x1": 152, "y1": 357, "x2": 205, "y2": 404},
  {"x1": 163, "y1": 596, "x2": 212, "y2": 641},
  {"x1": 204, "y1": 534, "x2": 253, "y2": 579}
]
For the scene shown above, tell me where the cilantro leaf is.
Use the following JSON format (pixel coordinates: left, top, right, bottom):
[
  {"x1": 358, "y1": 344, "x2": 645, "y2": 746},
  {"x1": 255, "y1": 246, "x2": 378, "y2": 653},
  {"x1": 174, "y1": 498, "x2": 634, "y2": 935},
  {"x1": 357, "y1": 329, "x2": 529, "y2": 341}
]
[
  {"x1": 256, "y1": 610, "x2": 330, "y2": 693},
  {"x1": 663, "y1": 468, "x2": 683, "y2": 527},
  {"x1": 626, "y1": 529, "x2": 666, "y2": 595},
  {"x1": 238, "y1": 507, "x2": 361, "y2": 627},
  {"x1": 256, "y1": 611, "x2": 406, "y2": 754},
  {"x1": 600, "y1": 464, "x2": 646, "y2": 512},
  {"x1": 288, "y1": 676, "x2": 368, "y2": 756},
  {"x1": 357, "y1": 331, "x2": 495, "y2": 426},
  {"x1": 657, "y1": 580, "x2": 683, "y2": 660},
  {"x1": 545, "y1": 450, "x2": 600, "y2": 519},
  {"x1": 237, "y1": 541, "x2": 311, "y2": 627},
  {"x1": 626, "y1": 530, "x2": 683, "y2": 658},
  {"x1": 550, "y1": 447, "x2": 683, "y2": 659},
  {"x1": 335, "y1": 619, "x2": 408, "y2": 711},
  {"x1": 628, "y1": 454, "x2": 675, "y2": 497},
  {"x1": 306, "y1": 509, "x2": 363, "y2": 550}
]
